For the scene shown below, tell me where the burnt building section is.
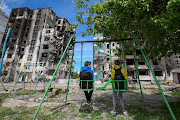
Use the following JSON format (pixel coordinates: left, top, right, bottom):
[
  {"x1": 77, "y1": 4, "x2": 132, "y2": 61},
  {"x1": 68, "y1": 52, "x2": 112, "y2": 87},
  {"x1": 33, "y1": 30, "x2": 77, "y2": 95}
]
[
  {"x1": 1, "y1": 7, "x2": 75, "y2": 82},
  {"x1": 94, "y1": 34, "x2": 180, "y2": 84}
]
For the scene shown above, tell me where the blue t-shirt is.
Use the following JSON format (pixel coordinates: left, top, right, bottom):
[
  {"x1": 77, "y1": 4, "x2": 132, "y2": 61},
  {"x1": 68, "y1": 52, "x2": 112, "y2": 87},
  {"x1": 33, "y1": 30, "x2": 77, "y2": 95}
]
[{"x1": 80, "y1": 66, "x2": 93, "y2": 80}]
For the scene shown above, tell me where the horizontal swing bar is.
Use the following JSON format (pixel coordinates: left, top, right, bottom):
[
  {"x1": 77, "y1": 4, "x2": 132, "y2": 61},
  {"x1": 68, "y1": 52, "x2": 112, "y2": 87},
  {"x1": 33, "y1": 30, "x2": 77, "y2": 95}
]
[{"x1": 72, "y1": 38, "x2": 133, "y2": 43}]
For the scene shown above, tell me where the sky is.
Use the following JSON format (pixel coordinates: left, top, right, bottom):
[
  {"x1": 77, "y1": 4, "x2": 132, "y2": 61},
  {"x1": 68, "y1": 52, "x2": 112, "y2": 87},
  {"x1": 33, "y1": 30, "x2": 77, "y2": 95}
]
[{"x1": 1, "y1": 0, "x2": 94, "y2": 72}]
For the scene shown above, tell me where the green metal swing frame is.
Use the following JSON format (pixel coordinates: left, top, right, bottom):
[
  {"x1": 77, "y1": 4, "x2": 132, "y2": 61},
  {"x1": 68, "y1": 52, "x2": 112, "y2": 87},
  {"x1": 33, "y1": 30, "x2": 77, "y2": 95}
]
[{"x1": 33, "y1": 35, "x2": 176, "y2": 120}]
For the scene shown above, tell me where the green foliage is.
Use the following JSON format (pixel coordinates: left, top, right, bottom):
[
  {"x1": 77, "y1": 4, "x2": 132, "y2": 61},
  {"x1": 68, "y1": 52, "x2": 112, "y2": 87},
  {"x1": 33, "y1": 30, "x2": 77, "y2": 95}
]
[
  {"x1": 73, "y1": 71, "x2": 79, "y2": 79},
  {"x1": 65, "y1": 23, "x2": 78, "y2": 32},
  {"x1": 74, "y1": 0, "x2": 180, "y2": 58},
  {"x1": 170, "y1": 91, "x2": 180, "y2": 97}
]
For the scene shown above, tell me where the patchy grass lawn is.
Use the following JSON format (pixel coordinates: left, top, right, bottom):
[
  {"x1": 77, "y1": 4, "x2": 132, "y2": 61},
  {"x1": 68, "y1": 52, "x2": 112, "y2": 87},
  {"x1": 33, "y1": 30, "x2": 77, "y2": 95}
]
[{"x1": 0, "y1": 89, "x2": 180, "y2": 120}]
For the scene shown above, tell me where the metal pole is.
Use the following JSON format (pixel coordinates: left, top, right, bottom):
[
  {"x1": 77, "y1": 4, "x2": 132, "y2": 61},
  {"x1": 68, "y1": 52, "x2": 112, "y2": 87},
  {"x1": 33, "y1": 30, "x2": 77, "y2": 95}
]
[
  {"x1": 29, "y1": 63, "x2": 34, "y2": 89},
  {"x1": 93, "y1": 43, "x2": 94, "y2": 77},
  {"x1": 12, "y1": 65, "x2": 24, "y2": 91},
  {"x1": 34, "y1": 64, "x2": 44, "y2": 91},
  {"x1": 80, "y1": 43, "x2": 83, "y2": 71},
  {"x1": 131, "y1": 43, "x2": 144, "y2": 106},
  {"x1": 0, "y1": 28, "x2": 11, "y2": 75},
  {"x1": 0, "y1": 28, "x2": 11, "y2": 91},
  {"x1": 121, "y1": 41, "x2": 126, "y2": 69},
  {"x1": 23, "y1": 64, "x2": 25, "y2": 89},
  {"x1": 109, "y1": 42, "x2": 112, "y2": 70},
  {"x1": 132, "y1": 33, "x2": 176, "y2": 120},
  {"x1": 33, "y1": 36, "x2": 74, "y2": 120},
  {"x1": 65, "y1": 44, "x2": 75, "y2": 106},
  {"x1": 42, "y1": 63, "x2": 45, "y2": 90}
]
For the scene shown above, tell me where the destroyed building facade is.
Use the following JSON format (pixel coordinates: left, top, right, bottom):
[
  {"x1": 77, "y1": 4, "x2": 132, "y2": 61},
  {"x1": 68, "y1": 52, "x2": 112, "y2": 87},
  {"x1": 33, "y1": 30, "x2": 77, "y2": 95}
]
[
  {"x1": 94, "y1": 34, "x2": 180, "y2": 84},
  {"x1": 1, "y1": 7, "x2": 75, "y2": 82}
]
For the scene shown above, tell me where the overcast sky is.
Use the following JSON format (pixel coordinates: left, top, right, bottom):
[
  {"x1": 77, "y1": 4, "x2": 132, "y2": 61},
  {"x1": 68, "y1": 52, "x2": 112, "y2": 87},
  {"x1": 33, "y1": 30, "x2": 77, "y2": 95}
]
[{"x1": 1, "y1": 0, "x2": 94, "y2": 72}]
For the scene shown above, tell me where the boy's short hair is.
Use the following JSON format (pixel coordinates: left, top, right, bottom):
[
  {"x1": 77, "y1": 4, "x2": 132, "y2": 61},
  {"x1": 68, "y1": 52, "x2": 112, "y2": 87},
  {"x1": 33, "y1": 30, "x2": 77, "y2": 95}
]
[
  {"x1": 84, "y1": 61, "x2": 91, "y2": 66},
  {"x1": 115, "y1": 60, "x2": 120, "y2": 65}
]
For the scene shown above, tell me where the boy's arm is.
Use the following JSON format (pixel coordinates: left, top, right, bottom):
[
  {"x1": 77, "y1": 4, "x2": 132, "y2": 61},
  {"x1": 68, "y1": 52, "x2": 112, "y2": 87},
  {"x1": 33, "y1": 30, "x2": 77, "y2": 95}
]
[
  {"x1": 111, "y1": 68, "x2": 115, "y2": 80},
  {"x1": 121, "y1": 68, "x2": 128, "y2": 80}
]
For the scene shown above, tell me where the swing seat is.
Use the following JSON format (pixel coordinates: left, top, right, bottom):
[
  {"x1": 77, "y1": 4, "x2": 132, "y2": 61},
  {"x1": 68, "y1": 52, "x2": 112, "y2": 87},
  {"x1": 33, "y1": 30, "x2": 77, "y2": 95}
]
[
  {"x1": 79, "y1": 80, "x2": 94, "y2": 91},
  {"x1": 112, "y1": 80, "x2": 128, "y2": 91}
]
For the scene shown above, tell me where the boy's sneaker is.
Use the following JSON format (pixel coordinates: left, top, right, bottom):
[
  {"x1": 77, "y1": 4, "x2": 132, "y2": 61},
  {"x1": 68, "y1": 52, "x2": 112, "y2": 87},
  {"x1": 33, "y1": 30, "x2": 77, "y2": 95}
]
[
  {"x1": 122, "y1": 110, "x2": 128, "y2": 116},
  {"x1": 110, "y1": 110, "x2": 117, "y2": 115}
]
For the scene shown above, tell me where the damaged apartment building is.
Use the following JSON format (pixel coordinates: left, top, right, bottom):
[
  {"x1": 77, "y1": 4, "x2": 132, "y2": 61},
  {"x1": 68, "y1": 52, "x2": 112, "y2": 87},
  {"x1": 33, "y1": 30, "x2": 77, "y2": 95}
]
[
  {"x1": 1, "y1": 7, "x2": 75, "y2": 82},
  {"x1": 94, "y1": 34, "x2": 180, "y2": 84}
]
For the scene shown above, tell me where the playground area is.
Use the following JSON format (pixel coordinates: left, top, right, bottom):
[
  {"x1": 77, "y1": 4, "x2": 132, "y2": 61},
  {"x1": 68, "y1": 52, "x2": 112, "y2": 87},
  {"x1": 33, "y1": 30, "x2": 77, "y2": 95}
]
[{"x1": 0, "y1": 81, "x2": 180, "y2": 120}]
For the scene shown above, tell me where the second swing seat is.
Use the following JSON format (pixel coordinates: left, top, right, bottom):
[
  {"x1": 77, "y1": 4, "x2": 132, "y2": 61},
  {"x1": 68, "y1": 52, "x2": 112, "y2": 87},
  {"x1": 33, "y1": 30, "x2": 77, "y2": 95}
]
[{"x1": 112, "y1": 80, "x2": 128, "y2": 91}]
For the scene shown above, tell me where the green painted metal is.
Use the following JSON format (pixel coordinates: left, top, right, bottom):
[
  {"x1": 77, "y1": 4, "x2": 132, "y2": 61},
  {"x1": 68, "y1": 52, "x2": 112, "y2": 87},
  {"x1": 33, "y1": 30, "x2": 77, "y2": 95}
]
[
  {"x1": 96, "y1": 78, "x2": 112, "y2": 90},
  {"x1": 80, "y1": 43, "x2": 83, "y2": 71},
  {"x1": 111, "y1": 80, "x2": 128, "y2": 91},
  {"x1": 42, "y1": 64, "x2": 45, "y2": 90},
  {"x1": 65, "y1": 44, "x2": 75, "y2": 106},
  {"x1": 132, "y1": 33, "x2": 176, "y2": 120},
  {"x1": 34, "y1": 65, "x2": 44, "y2": 91},
  {"x1": 109, "y1": 42, "x2": 112, "y2": 70},
  {"x1": 93, "y1": 43, "x2": 94, "y2": 73},
  {"x1": 12, "y1": 65, "x2": 24, "y2": 91},
  {"x1": 78, "y1": 80, "x2": 94, "y2": 91},
  {"x1": 121, "y1": 42, "x2": 126, "y2": 69},
  {"x1": 33, "y1": 36, "x2": 74, "y2": 120},
  {"x1": 131, "y1": 43, "x2": 144, "y2": 106},
  {"x1": 23, "y1": 65, "x2": 25, "y2": 89},
  {"x1": 34, "y1": 72, "x2": 41, "y2": 91}
]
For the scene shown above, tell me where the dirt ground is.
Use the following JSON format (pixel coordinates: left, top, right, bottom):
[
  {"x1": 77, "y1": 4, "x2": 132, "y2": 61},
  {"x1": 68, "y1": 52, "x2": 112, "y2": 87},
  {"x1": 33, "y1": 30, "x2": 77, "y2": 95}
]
[{"x1": 0, "y1": 82, "x2": 180, "y2": 120}]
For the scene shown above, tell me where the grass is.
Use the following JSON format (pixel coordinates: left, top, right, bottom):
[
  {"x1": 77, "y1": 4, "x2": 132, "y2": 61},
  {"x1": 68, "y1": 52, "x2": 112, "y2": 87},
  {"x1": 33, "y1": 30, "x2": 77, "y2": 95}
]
[
  {"x1": 79, "y1": 113, "x2": 88, "y2": 118},
  {"x1": 15, "y1": 90, "x2": 37, "y2": 96},
  {"x1": 170, "y1": 91, "x2": 180, "y2": 97}
]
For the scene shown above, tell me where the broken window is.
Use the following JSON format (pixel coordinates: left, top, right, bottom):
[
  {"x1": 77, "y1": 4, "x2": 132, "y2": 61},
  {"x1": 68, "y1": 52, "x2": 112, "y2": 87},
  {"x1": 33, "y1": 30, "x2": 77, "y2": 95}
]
[
  {"x1": 136, "y1": 49, "x2": 141, "y2": 55},
  {"x1": 112, "y1": 43, "x2": 115, "y2": 46},
  {"x1": 21, "y1": 48, "x2": 24, "y2": 51},
  {"x1": 7, "y1": 54, "x2": 12, "y2": 58},
  {"x1": 35, "y1": 20, "x2": 40, "y2": 25},
  {"x1": 153, "y1": 60, "x2": 159, "y2": 65},
  {"x1": 154, "y1": 71, "x2": 163, "y2": 76},
  {"x1": 127, "y1": 59, "x2": 134, "y2": 65},
  {"x1": 15, "y1": 25, "x2": 20, "y2": 29},
  {"x1": 43, "y1": 45, "x2": 49, "y2": 49},
  {"x1": 107, "y1": 44, "x2": 109, "y2": 49},
  {"x1": 25, "y1": 33, "x2": 28, "y2": 37},
  {"x1": 20, "y1": 55, "x2": 23, "y2": 59},
  {"x1": 11, "y1": 39, "x2": 16, "y2": 43},
  {"x1": 126, "y1": 50, "x2": 133, "y2": 55},
  {"x1": 139, "y1": 70, "x2": 148, "y2": 75},
  {"x1": 138, "y1": 61, "x2": 145, "y2": 65},
  {"x1": 107, "y1": 58, "x2": 109, "y2": 61},
  {"x1": 17, "y1": 19, "x2": 21, "y2": 23},
  {"x1": 58, "y1": 20, "x2": 61, "y2": 24},
  {"x1": 19, "y1": 11, "x2": 24, "y2": 16},
  {"x1": 14, "y1": 32, "x2": 18, "y2": 36},
  {"x1": 42, "y1": 53, "x2": 48, "y2": 57},
  {"x1": 9, "y1": 47, "x2": 14, "y2": 51},
  {"x1": 29, "y1": 15, "x2": 32, "y2": 18},
  {"x1": 44, "y1": 36, "x2": 50, "y2": 41},
  {"x1": 46, "y1": 30, "x2": 51, "y2": 33}
]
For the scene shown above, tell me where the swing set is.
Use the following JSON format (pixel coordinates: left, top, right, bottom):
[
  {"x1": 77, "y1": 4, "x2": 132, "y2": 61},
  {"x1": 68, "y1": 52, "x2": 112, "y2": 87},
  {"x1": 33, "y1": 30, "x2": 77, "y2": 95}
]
[
  {"x1": 12, "y1": 62, "x2": 45, "y2": 91},
  {"x1": 33, "y1": 35, "x2": 176, "y2": 120}
]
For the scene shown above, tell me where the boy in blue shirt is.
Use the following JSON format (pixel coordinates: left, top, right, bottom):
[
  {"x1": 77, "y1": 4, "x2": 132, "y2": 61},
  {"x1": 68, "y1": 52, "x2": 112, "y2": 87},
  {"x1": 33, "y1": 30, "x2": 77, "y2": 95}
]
[{"x1": 80, "y1": 61, "x2": 93, "y2": 104}]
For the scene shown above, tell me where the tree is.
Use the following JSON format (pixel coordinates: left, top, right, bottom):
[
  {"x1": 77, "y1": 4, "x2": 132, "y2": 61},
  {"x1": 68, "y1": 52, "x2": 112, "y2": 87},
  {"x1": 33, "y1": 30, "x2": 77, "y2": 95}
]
[
  {"x1": 73, "y1": 71, "x2": 79, "y2": 79},
  {"x1": 74, "y1": 0, "x2": 180, "y2": 59}
]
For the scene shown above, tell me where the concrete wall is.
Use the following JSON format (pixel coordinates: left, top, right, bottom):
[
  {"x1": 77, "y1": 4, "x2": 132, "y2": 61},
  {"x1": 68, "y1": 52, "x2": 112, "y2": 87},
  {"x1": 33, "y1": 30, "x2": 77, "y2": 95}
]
[{"x1": 0, "y1": 10, "x2": 8, "y2": 45}]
